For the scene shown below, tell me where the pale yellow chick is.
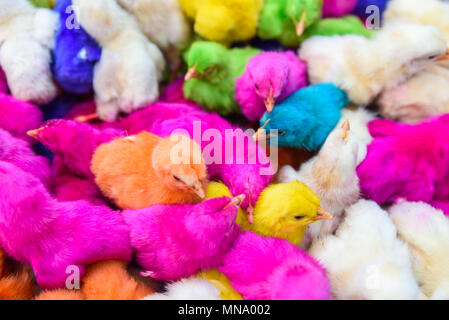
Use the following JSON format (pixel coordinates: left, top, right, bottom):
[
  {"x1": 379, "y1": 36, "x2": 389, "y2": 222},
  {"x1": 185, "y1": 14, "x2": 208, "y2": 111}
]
[{"x1": 197, "y1": 269, "x2": 243, "y2": 300}]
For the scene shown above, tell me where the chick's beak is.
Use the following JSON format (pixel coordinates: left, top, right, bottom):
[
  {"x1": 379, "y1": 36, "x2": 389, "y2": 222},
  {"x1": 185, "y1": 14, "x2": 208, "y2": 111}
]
[
  {"x1": 436, "y1": 48, "x2": 449, "y2": 62},
  {"x1": 27, "y1": 127, "x2": 44, "y2": 139},
  {"x1": 185, "y1": 62, "x2": 199, "y2": 81},
  {"x1": 264, "y1": 87, "x2": 275, "y2": 113},
  {"x1": 223, "y1": 194, "x2": 246, "y2": 209},
  {"x1": 193, "y1": 185, "x2": 206, "y2": 200},
  {"x1": 74, "y1": 113, "x2": 100, "y2": 123},
  {"x1": 312, "y1": 207, "x2": 333, "y2": 222},
  {"x1": 342, "y1": 120, "x2": 351, "y2": 140},
  {"x1": 296, "y1": 12, "x2": 307, "y2": 37}
]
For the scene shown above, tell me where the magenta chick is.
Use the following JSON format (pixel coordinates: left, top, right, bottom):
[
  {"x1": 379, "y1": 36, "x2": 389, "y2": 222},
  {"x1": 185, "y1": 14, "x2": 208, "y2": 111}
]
[
  {"x1": 235, "y1": 51, "x2": 308, "y2": 121},
  {"x1": 0, "y1": 161, "x2": 132, "y2": 289},
  {"x1": 122, "y1": 196, "x2": 243, "y2": 281},
  {"x1": 218, "y1": 231, "x2": 330, "y2": 300}
]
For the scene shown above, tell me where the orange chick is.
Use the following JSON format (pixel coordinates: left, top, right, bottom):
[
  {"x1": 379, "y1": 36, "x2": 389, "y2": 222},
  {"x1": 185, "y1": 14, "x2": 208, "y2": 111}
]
[
  {"x1": 91, "y1": 131, "x2": 208, "y2": 209},
  {"x1": 0, "y1": 249, "x2": 35, "y2": 300}
]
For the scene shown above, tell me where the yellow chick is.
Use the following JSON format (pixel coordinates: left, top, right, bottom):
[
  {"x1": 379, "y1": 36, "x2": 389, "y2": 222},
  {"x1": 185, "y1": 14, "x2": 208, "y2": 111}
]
[
  {"x1": 179, "y1": 0, "x2": 263, "y2": 45},
  {"x1": 197, "y1": 269, "x2": 243, "y2": 300},
  {"x1": 206, "y1": 181, "x2": 332, "y2": 245}
]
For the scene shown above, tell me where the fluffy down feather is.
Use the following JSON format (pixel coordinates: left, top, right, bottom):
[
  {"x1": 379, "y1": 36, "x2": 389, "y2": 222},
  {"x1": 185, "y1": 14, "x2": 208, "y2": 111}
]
[
  {"x1": 0, "y1": 0, "x2": 58, "y2": 104},
  {"x1": 310, "y1": 200, "x2": 420, "y2": 300},
  {"x1": 322, "y1": 0, "x2": 357, "y2": 18},
  {"x1": 143, "y1": 278, "x2": 221, "y2": 300},
  {"x1": 390, "y1": 201, "x2": 449, "y2": 299}
]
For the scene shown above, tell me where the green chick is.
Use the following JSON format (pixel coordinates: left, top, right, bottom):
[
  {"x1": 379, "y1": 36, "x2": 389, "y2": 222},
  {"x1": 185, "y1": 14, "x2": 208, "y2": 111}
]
[
  {"x1": 258, "y1": 0, "x2": 323, "y2": 47},
  {"x1": 183, "y1": 41, "x2": 261, "y2": 115}
]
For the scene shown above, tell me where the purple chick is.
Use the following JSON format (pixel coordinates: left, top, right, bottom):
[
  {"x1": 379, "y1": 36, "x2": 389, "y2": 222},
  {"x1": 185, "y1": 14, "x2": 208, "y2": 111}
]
[
  {"x1": 219, "y1": 231, "x2": 330, "y2": 300},
  {"x1": 122, "y1": 196, "x2": 242, "y2": 281},
  {"x1": 0, "y1": 161, "x2": 132, "y2": 289},
  {"x1": 0, "y1": 128, "x2": 50, "y2": 186},
  {"x1": 235, "y1": 51, "x2": 308, "y2": 121},
  {"x1": 0, "y1": 93, "x2": 43, "y2": 144}
]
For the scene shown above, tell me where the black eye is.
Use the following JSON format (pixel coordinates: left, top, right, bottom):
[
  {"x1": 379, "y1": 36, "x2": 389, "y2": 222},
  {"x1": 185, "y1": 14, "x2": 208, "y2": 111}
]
[
  {"x1": 294, "y1": 216, "x2": 305, "y2": 220},
  {"x1": 173, "y1": 176, "x2": 181, "y2": 182},
  {"x1": 254, "y1": 84, "x2": 260, "y2": 90},
  {"x1": 428, "y1": 55, "x2": 438, "y2": 60}
]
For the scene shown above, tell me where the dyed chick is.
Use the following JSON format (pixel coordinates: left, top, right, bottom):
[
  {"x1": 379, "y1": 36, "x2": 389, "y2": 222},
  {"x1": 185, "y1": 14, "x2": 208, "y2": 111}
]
[
  {"x1": 117, "y1": 0, "x2": 191, "y2": 75},
  {"x1": 0, "y1": 93, "x2": 43, "y2": 144},
  {"x1": 357, "y1": 115, "x2": 449, "y2": 215},
  {"x1": 37, "y1": 260, "x2": 153, "y2": 300},
  {"x1": 206, "y1": 181, "x2": 333, "y2": 245},
  {"x1": 197, "y1": 269, "x2": 243, "y2": 300},
  {"x1": 123, "y1": 196, "x2": 242, "y2": 281},
  {"x1": 91, "y1": 131, "x2": 208, "y2": 209},
  {"x1": 390, "y1": 201, "x2": 449, "y2": 300},
  {"x1": 235, "y1": 51, "x2": 308, "y2": 121},
  {"x1": 310, "y1": 200, "x2": 420, "y2": 300},
  {"x1": 322, "y1": 0, "x2": 357, "y2": 17},
  {"x1": 28, "y1": 119, "x2": 125, "y2": 180},
  {"x1": 179, "y1": 0, "x2": 263, "y2": 45},
  {"x1": 72, "y1": 0, "x2": 166, "y2": 121},
  {"x1": 378, "y1": 64, "x2": 449, "y2": 124},
  {"x1": 257, "y1": 0, "x2": 323, "y2": 47},
  {"x1": 0, "y1": 249, "x2": 35, "y2": 300},
  {"x1": 278, "y1": 107, "x2": 375, "y2": 247},
  {"x1": 0, "y1": 0, "x2": 58, "y2": 104},
  {"x1": 299, "y1": 23, "x2": 449, "y2": 105},
  {"x1": 219, "y1": 231, "x2": 330, "y2": 300},
  {"x1": 183, "y1": 41, "x2": 260, "y2": 115},
  {"x1": 53, "y1": 0, "x2": 102, "y2": 94},
  {"x1": 259, "y1": 83, "x2": 349, "y2": 151},
  {"x1": 0, "y1": 161, "x2": 132, "y2": 289},
  {"x1": 29, "y1": 0, "x2": 53, "y2": 8},
  {"x1": 143, "y1": 278, "x2": 221, "y2": 300}
]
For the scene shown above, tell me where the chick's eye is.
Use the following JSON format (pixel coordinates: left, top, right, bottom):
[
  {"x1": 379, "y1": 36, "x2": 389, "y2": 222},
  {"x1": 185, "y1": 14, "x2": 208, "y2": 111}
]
[
  {"x1": 428, "y1": 55, "x2": 438, "y2": 60},
  {"x1": 173, "y1": 176, "x2": 182, "y2": 182},
  {"x1": 254, "y1": 84, "x2": 260, "y2": 90},
  {"x1": 294, "y1": 216, "x2": 305, "y2": 220}
]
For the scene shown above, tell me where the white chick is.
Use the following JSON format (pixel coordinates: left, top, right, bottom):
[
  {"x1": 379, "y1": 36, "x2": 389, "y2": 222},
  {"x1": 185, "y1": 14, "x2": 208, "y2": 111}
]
[
  {"x1": 389, "y1": 201, "x2": 449, "y2": 300},
  {"x1": 278, "y1": 107, "x2": 375, "y2": 248},
  {"x1": 142, "y1": 278, "x2": 221, "y2": 300},
  {"x1": 378, "y1": 64, "x2": 449, "y2": 124},
  {"x1": 299, "y1": 23, "x2": 449, "y2": 105},
  {"x1": 0, "y1": 0, "x2": 58, "y2": 104},
  {"x1": 310, "y1": 200, "x2": 420, "y2": 300},
  {"x1": 72, "y1": 0, "x2": 166, "y2": 121},
  {"x1": 117, "y1": 0, "x2": 191, "y2": 75}
]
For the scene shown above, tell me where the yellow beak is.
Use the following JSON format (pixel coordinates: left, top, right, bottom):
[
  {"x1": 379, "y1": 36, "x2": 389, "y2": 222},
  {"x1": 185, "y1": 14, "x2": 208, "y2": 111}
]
[
  {"x1": 185, "y1": 62, "x2": 199, "y2": 81},
  {"x1": 311, "y1": 207, "x2": 333, "y2": 222}
]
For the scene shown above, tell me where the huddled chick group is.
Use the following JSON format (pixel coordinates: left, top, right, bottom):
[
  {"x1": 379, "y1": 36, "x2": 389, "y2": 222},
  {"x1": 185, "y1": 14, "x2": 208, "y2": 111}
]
[{"x1": 0, "y1": 0, "x2": 448, "y2": 301}]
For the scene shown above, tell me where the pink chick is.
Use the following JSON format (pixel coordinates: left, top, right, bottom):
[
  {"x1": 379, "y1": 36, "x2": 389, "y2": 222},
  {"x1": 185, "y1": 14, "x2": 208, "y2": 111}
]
[
  {"x1": 0, "y1": 68, "x2": 8, "y2": 93},
  {"x1": 357, "y1": 114, "x2": 449, "y2": 215},
  {"x1": 322, "y1": 0, "x2": 358, "y2": 18},
  {"x1": 50, "y1": 157, "x2": 106, "y2": 206},
  {"x1": 218, "y1": 231, "x2": 330, "y2": 300},
  {"x1": 122, "y1": 196, "x2": 243, "y2": 281},
  {"x1": 0, "y1": 161, "x2": 132, "y2": 289},
  {"x1": 0, "y1": 128, "x2": 50, "y2": 186},
  {"x1": 235, "y1": 51, "x2": 308, "y2": 121},
  {"x1": 0, "y1": 93, "x2": 43, "y2": 144},
  {"x1": 27, "y1": 119, "x2": 125, "y2": 180}
]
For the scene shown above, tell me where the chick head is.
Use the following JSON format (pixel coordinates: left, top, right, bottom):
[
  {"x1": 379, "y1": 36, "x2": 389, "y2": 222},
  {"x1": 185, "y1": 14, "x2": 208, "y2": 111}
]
[
  {"x1": 252, "y1": 180, "x2": 332, "y2": 245},
  {"x1": 245, "y1": 52, "x2": 290, "y2": 112},
  {"x1": 152, "y1": 134, "x2": 208, "y2": 200},
  {"x1": 184, "y1": 41, "x2": 229, "y2": 83},
  {"x1": 286, "y1": 0, "x2": 323, "y2": 36},
  {"x1": 379, "y1": 24, "x2": 449, "y2": 79}
]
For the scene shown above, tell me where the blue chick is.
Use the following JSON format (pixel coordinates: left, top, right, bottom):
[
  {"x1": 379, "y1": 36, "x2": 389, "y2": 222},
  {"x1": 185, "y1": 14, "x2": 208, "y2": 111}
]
[
  {"x1": 260, "y1": 83, "x2": 349, "y2": 151},
  {"x1": 52, "y1": 0, "x2": 102, "y2": 95}
]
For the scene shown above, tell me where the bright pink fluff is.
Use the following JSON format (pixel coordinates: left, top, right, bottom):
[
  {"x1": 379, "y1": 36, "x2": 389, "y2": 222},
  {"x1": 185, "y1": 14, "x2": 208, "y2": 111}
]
[
  {"x1": 235, "y1": 51, "x2": 307, "y2": 121},
  {"x1": 0, "y1": 93, "x2": 43, "y2": 143},
  {"x1": 0, "y1": 161, "x2": 132, "y2": 289},
  {"x1": 122, "y1": 197, "x2": 240, "y2": 281},
  {"x1": 357, "y1": 115, "x2": 449, "y2": 215},
  {"x1": 218, "y1": 231, "x2": 330, "y2": 300},
  {"x1": 322, "y1": 0, "x2": 357, "y2": 18},
  {"x1": 0, "y1": 128, "x2": 50, "y2": 186},
  {"x1": 0, "y1": 68, "x2": 8, "y2": 93}
]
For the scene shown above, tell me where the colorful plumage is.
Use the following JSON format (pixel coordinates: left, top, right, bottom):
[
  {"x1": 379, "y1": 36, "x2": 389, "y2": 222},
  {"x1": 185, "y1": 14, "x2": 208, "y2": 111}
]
[
  {"x1": 52, "y1": 0, "x2": 101, "y2": 94},
  {"x1": 0, "y1": 161, "x2": 132, "y2": 289},
  {"x1": 310, "y1": 200, "x2": 420, "y2": 300},
  {"x1": 322, "y1": 0, "x2": 357, "y2": 17},
  {"x1": 219, "y1": 231, "x2": 330, "y2": 300},
  {"x1": 183, "y1": 41, "x2": 260, "y2": 115},
  {"x1": 123, "y1": 196, "x2": 242, "y2": 281},
  {"x1": 0, "y1": 249, "x2": 35, "y2": 300},
  {"x1": 260, "y1": 83, "x2": 349, "y2": 150},
  {"x1": 179, "y1": 0, "x2": 263, "y2": 45},
  {"x1": 390, "y1": 201, "x2": 449, "y2": 299},
  {"x1": 257, "y1": 0, "x2": 323, "y2": 47},
  {"x1": 91, "y1": 131, "x2": 208, "y2": 209},
  {"x1": 299, "y1": 23, "x2": 449, "y2": 105},
  {"x1": 29, "y1": 0, "x2": 53, "y2": 8},
  {"x1": 197, "y1": 269, "x2": 243, "y2": 300},
  {"x1": 357, "y1": 115, "x2": 449, "y2": 215},
  {"x1": 235, "y1": 51, "x2": 308, "y2": 121}
]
